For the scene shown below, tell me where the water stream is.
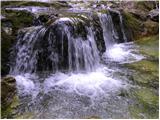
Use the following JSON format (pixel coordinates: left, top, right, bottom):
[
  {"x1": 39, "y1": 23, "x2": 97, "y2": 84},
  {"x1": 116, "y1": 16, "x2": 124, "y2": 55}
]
[{"x1": 10, "y1": 10, "x2": 147, "y2": 119}]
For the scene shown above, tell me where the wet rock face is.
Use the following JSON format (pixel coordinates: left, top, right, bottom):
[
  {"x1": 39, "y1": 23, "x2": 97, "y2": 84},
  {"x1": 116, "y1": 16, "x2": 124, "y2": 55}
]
[
  {"x1": 1, "y1": 76, "x2": 16, "y2": 103},
  {"x1": 1, "y1": 29, "x2": 15, "y2": 76},
  {"x1": 1, "y1": 76, "x2": 19, "y2": 118},
  {"x1": 120, "y1": 1, "x2": 159, "y2": 40},
  {"x1": 1, "y1": 20, "x2": 13, "y2": 35},
  {"x1": 91, "y1": 14, "x2": 105, "y2": 53},
  {"x1": 33, "y1": 14, "x2": 50, "y2": 26}
]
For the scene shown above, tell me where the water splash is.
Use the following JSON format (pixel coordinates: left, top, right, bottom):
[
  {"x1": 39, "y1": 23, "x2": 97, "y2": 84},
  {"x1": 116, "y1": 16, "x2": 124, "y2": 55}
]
[
  {"x1": 14, "y1": 66, "x2": 129, "y2": 99},
  {"x1": 102, "y1": 42, "x2": 145, "y2": 64},
  {"x1": 44, "y1": 66, "x2": 128, "y2": 97}
]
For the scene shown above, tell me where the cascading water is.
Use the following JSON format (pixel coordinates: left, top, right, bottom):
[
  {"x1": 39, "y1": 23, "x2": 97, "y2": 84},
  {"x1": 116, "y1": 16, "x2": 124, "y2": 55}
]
[
  {"x1": 11, "y1": 18, "x2": 100, "y2": 74},
  {"x1": 10, "y1": 11, "x2": 144, "y2": 118},
  {"x1": 98, "y1": 10, "x2": 144, "y2": 63},
  {"x1": 98, "y1": 12, "x2": 118, "y2": 49}
]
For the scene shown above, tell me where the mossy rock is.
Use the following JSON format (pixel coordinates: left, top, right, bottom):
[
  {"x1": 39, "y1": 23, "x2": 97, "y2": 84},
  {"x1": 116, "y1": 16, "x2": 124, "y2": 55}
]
[
  {"x1": 125, "y1": 60, "x2": 158, "y2": 73},
  {"x1": 122, "y1": 11, "x2": 142, "y2": 40},
  {"x1": 123, "y1": 8, "x2": 158, "y2": 40},
  {"x1": 136, "y1": 35, "x2": 159, "y2": 60},
  {"x1": 2, "y1": 95, "x2": 19, "y2": 119},
  {"x1": 2, "y1": 9, "x2": 34, "y2": 32},
  {"x1": 1, "y1": 76, "x2": 19, "y2": 118},
  {"x1": 129, "y1": 87, "x2": 159, "y2": 119},
  {"x1": 129, "y1": 104, "x2": 158, "y2": 119},
  {"x1": 135, "y1": 87, "x2": 158, "y2": 109},
  {"x1": 1, "y1": 76, "x2": 16, "y2": 107},
  {"x1": 131, "y1": 72, "x2": 158, "y2": 88},
  {"x1": 143, "y1": 20, "x2": 159, "y2": 35},
  {"x1": 1, "y1": 1, "x2": 70, "y2": 9},
  {"x1": 135, "y1": 1, "x2": 156, "y2": 11}
]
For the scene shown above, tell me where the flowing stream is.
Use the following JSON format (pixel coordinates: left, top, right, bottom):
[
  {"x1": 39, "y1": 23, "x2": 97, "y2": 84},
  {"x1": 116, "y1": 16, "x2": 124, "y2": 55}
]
[{"x1": 10, "y1": 10, "x2": 146, "y2": 118}]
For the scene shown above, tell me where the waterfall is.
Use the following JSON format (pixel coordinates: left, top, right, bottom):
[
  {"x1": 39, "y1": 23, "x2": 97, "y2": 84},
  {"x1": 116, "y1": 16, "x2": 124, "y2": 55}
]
[
  {"x1": 10, "y1": 18, "x2": 100, "y2": 74},
  {"x1": 98, "y1": 12, "x2": 118, "y2": 50},
  {"x1": 118, "y1": 12, "x2": 127, "y2": 42},
  {"x1": 107, "y1": 8, "x2": 128, "y2": 43},
  {"x1": 61, "y1": 23, "x2": 100, "y2": 72},
  {"x1": 7, "y1": 8, "x2": 147, "y2": 119},
  {"x1": 11, "y1": 26, "x2": 47, "y2": 74},
  {"x1": 10, "y1": 11, "x2": 129, "y2": 75}
]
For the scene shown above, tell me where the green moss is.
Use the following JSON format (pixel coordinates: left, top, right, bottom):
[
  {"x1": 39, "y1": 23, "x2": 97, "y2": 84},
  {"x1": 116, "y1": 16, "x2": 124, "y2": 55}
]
[
  {"x1": 126, "y1": 60, "x2": 158, "y2": 73},
  {"x1": 124, "y1": 38, "x2": 158, "y2": 88},
  {"x1": 1, "y1": 1, "x2": 70, "y2": 9},
  {"x1": 99, "y1": 9, "x2": 109, "y2": 14},
  {"x1": 129, "y1": 106, "x2": 147, "y2": 119},
  {"x1": 135, "y1": 1, "x2": 155, "y2": 11},
  {"x1": 144, "y1": 20, "x2": 159, "y2": 35},
  {"x1": 123, "y1": 11, "x2": 142, "y2": 40},
  {"x1": 132, "y1": 72, "x2": 158, "y2": 88},
  {"x1": 60, "y1": 14, "x2": 90, "y2": 39},
  {"x1": 129, "y1": 104, "x2": 158, "y2": 119},
  {"x1": 136, "y1": 35, "x2": 159, "y2": 59},
  {"x1": 135, "y1": 88, "x2": 158, "y2": 108},
  {"x1": 129, "y1": 87, "x2": 159, "y2": 119},
  {"x1": 2, "y1": 9, "x2": 34, "y2": 31},
  {"x1": 2, "y1": 95, "x2": 19, "y2": 118}
]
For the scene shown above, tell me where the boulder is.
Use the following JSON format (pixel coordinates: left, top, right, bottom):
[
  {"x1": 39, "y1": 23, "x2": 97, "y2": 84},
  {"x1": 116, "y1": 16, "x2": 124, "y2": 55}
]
[
  {"x1": 1, "y1": 76, "x2": 19, "y2": 118},
  {"x1": 148, "y1": 9, "x2": 159, "y2": 22}
]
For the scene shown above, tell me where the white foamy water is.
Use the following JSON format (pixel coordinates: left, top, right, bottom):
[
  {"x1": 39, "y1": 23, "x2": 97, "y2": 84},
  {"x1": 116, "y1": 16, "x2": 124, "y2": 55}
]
[
  {"x1": 14, "y1": 66, "x2": 128, "y2": 98},
  {"x1": 15, "y1": 74, "x2": 40, "y2": 98},
  {"x1": 44, "y1": 67, "x2": 127, "y2": 97},
  {"x1": 103, "y1": 42, "x2": 145, "y2": 64}
]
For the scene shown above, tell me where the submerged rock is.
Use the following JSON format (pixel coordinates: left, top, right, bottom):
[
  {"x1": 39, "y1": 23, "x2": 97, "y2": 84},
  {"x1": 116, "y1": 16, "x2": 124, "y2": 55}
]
[
  {"x1": 129, "y1": 87, "x2": 159, "y2": 119},
  {"x1": 135, "y1": 88, "x2": 158, "y2": 108}
]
